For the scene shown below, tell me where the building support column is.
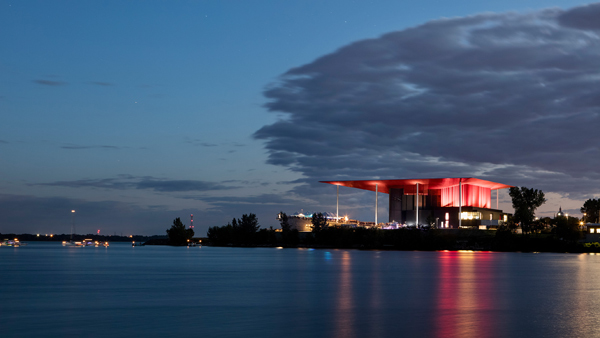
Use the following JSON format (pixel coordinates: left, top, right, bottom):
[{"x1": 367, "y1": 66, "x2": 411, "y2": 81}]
[
  {"x1": 336, "y1": 185, "x2": 339, "y2": 222},
  {"x1": 375, "y1": 184, "x2": 378, "y2": 225},
  {"x1": 496, "y1": 189, "x2": 499, "y2": 210},
  {"x1": 459, "y1": 179, "x2": 462, "y2": 228},
  {"x1": 416, "y1": 183, "x2": 419, "y2": 227}
]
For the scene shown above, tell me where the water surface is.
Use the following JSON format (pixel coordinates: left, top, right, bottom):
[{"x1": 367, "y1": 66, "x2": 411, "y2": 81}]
[{"x1": 2, "y1": 243, "x2": 600, "y2": 337}]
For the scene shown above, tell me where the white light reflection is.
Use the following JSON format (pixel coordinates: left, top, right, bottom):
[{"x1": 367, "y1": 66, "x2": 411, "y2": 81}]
[{"x1": 334, "y1": 251, "x2": 356, "y2": 338}]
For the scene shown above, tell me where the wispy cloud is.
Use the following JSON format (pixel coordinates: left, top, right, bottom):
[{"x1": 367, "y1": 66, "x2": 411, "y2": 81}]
[
  {"x1": 89, "y1": 81, "x2": 114, "y2": 86},
  {"x1": 186, "y1": 193, "x2": 298, "y2": 206},
  {"x1": 184, "y1": 137, "x2": 218, "y2": 147},
  {"x1": 184, "y1": 138, "x2": 247, "y2": 148},
  {"x1": 61, "y1": 144, "x2": 123, "y2": 150},
  {"x1": 136, "y1": 180, "x2": 234, "y2": 192},
  {"x1": 33, "y1": 79, "x2": 66, "y2": 86},
  {"x1": 36, "y1": 175, "x2": 238, "y2": 192}
]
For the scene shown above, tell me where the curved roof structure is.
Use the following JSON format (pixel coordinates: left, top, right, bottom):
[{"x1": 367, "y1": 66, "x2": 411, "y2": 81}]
[{"x1": 320, "y1": 177, "x2": 513, "y2": 194}]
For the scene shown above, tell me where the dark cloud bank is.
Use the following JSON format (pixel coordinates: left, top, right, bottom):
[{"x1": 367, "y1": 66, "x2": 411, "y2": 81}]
[{"x1": 255, "y1": 3, "x2": 600, "y2": 202}]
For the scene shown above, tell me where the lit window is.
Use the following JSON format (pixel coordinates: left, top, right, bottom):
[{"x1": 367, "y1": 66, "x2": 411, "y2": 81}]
[
  {"x1": 490, "y1": 214, "x2": 493, "y2": 221},
  {"x1": 445, "y1": 213, "x2": 449, "y2": 221},
  {"x1": 591, "y1": 228, "x2": 596, "y2": 234},
  {"x1": 503, "y1": 215, "x2": 508, "y2": 222}
]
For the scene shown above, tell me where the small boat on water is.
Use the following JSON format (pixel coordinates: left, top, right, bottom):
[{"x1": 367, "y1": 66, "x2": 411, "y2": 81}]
[
  {"x1": 86, "y1": 239, "x2": 109, "y2": 247},
  {"x1": 62, "y1": 240, "x2": 83, "y2": 247},
  {"x1": 62, "y1": 239, "x2": 109, "y2": 247},
  {"x1": 0, "y1": 238, "x2": 26, "y2": 247}
]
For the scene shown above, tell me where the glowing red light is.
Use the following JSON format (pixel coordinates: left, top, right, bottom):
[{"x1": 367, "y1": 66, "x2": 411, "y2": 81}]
[{"x1": 441, "y1": 185, "x2": 490, "y2": 208}]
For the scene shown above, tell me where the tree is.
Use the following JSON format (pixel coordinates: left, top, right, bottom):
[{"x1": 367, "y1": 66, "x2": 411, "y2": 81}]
[
  {"x1": 238, "y1": 213, "x2": 260, "y2": 234},
  {"x1": 279, "y1": 212, "x2": 291, "y2": 232},
  {"x1": 581, "y1": 199, "x2": 600, "y2": 223},
  {"x1": 508, "y1": 187, "x2": 546, "y2": 234},
  {"x1": 554, "y1": 215, "x2": 580, "y2": 241},
  {"x1": 166, "y1": 217, "x2": 194, "y2": 245},
  {"x1": 207, "y1": 224, "x2": 233, "y2": 245},
  {"x1": 311, "y1": 212, "x2": 328, "y2": 233}
]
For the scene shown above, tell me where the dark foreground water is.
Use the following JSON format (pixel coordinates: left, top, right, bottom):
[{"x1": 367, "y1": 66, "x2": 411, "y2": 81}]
[{"x1": 2, "y1": 244, "x2": 600, "y2": 338}]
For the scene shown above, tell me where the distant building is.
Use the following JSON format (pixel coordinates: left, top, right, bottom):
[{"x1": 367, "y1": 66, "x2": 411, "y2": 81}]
[
  {"x1": 278, "y1": 212, "x2": 361, "y2": 232},
  {"x1": 321, "y1": 177, "x2": 513, "y2": 229}
]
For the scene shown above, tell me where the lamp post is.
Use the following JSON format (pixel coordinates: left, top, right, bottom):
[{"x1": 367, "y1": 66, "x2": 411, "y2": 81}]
[
  {"x1": 375, "y1": 184, "x2": 378, "y2": 226},
  {"x1": 336, "y1": 184, "x2": 339, "y2": 222},
  {"x1": 71, "y1": 210, "x2": 76, "y2": 241}
]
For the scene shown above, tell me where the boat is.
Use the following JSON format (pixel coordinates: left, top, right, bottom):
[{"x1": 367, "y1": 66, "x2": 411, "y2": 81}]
[
  {"x1": 1, "y1": 238, "x2": 26, "y2": 247},
  {"x1": 62, "y1": 240, "x2": 83, "y2": 247},
  {"x1": 62, "y1": 239, "x2": 109, "y2": 247}
]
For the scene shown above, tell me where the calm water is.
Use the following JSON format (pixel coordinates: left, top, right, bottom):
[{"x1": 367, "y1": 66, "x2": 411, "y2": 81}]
[{"x1": 2, "y1": 244, "x2": 600, "y2": 338}]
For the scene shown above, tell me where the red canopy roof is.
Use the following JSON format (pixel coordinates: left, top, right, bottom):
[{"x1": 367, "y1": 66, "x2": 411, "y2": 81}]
[{"x1": 320, "y1": 177, "x2": 513, "y2": 194}]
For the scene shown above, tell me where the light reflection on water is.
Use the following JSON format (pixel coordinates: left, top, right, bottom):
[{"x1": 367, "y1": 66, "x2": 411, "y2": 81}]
[
  {"x1": 334, "y1": 250, "x2": 354, "y2": 338},
  {"x1": 2, "y1": 244, "x2": 600, "y2": 337},
  {"x1": 434, "y1": 251, "x2": 500, "y2": 338}
]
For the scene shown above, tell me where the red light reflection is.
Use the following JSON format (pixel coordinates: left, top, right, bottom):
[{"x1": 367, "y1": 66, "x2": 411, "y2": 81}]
[{"x1": 434, "y1": 251, "x2": 498, "y2": 338}]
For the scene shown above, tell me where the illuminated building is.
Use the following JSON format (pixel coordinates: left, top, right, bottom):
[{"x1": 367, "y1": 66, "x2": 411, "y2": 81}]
[{"x1": 321, "y1": 178, "x2": 513, "y2": 229}]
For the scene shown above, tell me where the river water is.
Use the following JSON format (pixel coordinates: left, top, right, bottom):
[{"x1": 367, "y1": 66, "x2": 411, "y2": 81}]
[{"x1": 2, "y1": 243, "x2": 600, "y2": 338}]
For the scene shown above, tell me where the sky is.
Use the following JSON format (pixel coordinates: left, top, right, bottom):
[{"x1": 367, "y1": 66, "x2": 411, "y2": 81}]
[{"x1": 1, "y1": 0, "x2": 599, "y2": 236}]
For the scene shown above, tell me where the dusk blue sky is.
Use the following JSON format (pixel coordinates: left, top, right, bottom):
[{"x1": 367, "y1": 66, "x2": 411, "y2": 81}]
[{"x1": 2, "y1": 0, "x2": 598, "y2": 235}]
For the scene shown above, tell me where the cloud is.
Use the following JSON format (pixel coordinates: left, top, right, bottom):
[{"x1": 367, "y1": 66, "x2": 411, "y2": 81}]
[
  {"x1": 136, "y1": 179, "x2": 234, "y2": 192},
  {"x1": 254, "y1": 3, "x2": 600, "y2": 202},
  {"x1": 184, "y1": 138, "x2": 218, "y2": 147},
  {"x1": 36, "y1": 175, "x2": 238, "y2": 192},
  {"x1": 187, "y1": 193, "x2": 299, "y2": 206},
  {"x1": 184, "y1": 138, "x2": 246, "y2": 148},
  {"x1": 90, "y1": 81, "x2": 114, "y2": 86},
  {"x1": 61, "y1": 144, "x2": 122, "y2": 150},
  {"x1": 558, "y1": 3, "x2": 600, "y2": 30},
  {"x1": 33, "y1": 79, "x2": 66, "y2": 86}
]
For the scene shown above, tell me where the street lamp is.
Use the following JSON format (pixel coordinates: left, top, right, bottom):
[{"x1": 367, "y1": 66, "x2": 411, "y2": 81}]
[{"x1": 71, "y1": 210, "x2": 76, "y2": 241}]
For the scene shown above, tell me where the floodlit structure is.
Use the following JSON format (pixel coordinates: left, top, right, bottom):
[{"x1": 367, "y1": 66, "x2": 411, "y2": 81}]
[{"x1": 321, "y1": 178, "x2": 513, "y2": 229}]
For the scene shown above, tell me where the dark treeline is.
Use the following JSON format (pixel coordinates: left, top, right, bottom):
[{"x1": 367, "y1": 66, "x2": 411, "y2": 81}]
[
  {"x1": 206, "y1": 212, "x2": 598, "y2": 253},
  {"x1": 207, "y1": 213, "x2": 287, "y2": 246},
  {"x1": 207, "y1": 226, "x2": 597, "y2": 252},
  {"x1": 0, "y1": 233, "x2": 162, "y2": 242}
]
